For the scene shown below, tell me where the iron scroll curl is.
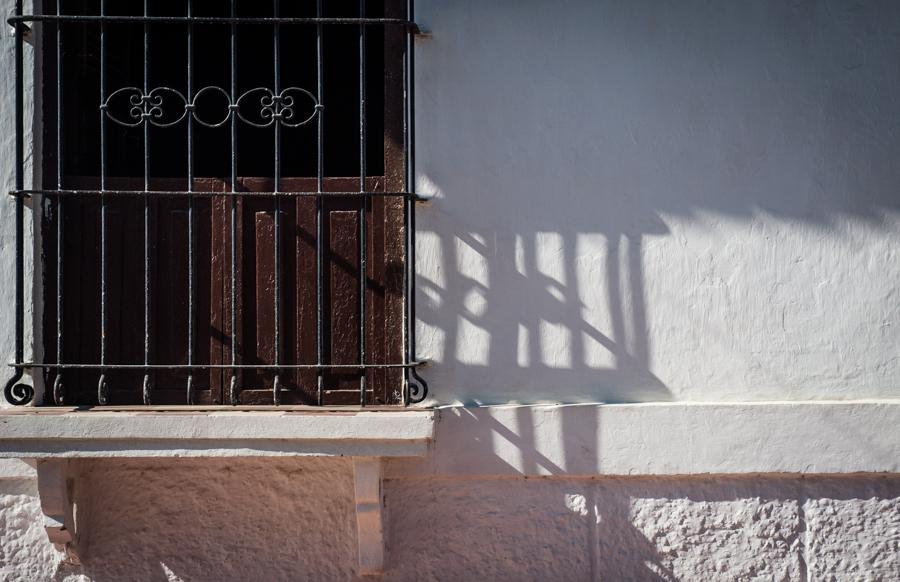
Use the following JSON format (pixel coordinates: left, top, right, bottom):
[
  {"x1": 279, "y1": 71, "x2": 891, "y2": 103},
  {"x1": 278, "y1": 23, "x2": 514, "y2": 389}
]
[
  {"x1": 3, "y1": 368, "x2": 34, "y2": 406},
  {"x1": 407, "y1": 368, "x2": 428, "y2": 404}
]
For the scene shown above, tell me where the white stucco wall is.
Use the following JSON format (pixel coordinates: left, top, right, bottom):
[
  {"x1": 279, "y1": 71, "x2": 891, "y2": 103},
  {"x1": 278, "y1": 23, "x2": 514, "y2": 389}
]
[{"x1": 414, "y1": 0, "x2": 900, "y2": 405}]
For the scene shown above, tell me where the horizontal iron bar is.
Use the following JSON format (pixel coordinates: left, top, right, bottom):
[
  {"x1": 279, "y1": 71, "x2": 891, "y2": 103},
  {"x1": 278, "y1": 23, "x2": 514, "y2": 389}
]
[
  {"x1": 10, "y1": 189, "x2": 426, "y2": 200},
  {"x1": 12, "y1": 362, "x2": 426, "y2": 370},
  {"x1": 8, "y1": 15, "x2": 418, "y2": 29}
]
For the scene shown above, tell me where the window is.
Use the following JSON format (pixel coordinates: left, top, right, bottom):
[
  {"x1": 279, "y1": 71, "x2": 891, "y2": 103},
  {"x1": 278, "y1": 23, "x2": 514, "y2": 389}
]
[{"x1": 4, "y1": 0, "x2": 428, "y2": 406}]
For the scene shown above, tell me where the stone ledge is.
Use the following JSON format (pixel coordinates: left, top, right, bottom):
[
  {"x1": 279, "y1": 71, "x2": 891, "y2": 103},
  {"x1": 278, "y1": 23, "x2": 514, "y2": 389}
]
[{"x1": 0, "y1": 408, "x2": 435, "y2": 458}]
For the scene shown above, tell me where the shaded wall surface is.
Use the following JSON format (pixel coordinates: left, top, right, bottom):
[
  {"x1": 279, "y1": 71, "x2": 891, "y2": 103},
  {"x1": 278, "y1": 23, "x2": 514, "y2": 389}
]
[
  {"x1": 413, "y1": 0, "x2": 900, "y2": 404},
  {"x1": 1, "y1": 459, "x2": 898, "y2": 581}
]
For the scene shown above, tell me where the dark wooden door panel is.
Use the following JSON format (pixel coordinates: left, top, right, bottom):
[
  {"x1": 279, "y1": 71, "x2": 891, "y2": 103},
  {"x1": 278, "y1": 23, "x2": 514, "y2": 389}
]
[
  {"x1": 221, "y1": 177, "x2": 398, "y2": 405},
  {"x1": 51, "y1": 178, "x2": 219, "y2": 404},
  {"x1": 326, "y1": 208, "x2": 361, "y2": 394},
  {"x1": 48, "y1": 177, "x2": 404, "y2": 405}
]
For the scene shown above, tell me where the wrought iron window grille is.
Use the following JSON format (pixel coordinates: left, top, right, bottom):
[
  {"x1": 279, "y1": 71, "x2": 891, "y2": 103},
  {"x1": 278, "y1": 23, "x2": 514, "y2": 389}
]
[{"x1": 5, "y1": 0, "x2": 428, "y2": 407}]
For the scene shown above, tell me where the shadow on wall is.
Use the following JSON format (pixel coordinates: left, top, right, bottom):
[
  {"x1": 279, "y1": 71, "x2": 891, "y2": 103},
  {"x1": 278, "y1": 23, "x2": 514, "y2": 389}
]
[
  {"x1": 413, "y1": 0, "x2": 900, "y2": 404},
  {"x1": 417, "y1": 222, "x2": 672, "y2": 404}
]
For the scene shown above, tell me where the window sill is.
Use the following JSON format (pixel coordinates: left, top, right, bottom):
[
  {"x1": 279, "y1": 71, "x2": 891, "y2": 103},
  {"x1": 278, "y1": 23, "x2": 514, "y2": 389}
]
[
  {"x1": 0, "y1": 406, "x2": 433, "y2": 573},
  {"x1": 0, "y1": 406, "x2": 435, "y2": 458}
]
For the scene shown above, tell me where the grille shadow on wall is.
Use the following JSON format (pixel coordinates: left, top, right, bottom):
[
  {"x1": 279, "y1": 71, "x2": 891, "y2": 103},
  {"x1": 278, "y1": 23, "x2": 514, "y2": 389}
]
[
  {"x1": 416, "y1": 225, "x2": 672, "y2": 404},
  {"x1": 4, "y1": 0, "x2": 428, "y2": 406}
]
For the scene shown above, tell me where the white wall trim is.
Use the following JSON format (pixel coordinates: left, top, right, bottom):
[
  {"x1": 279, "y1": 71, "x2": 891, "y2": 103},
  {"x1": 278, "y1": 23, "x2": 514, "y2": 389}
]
[
  {"x1": 1, "y1": 402, "x2": 896, "y2": 473},
  {"x1": 387, "y1": 400, "x2": 900, "y2": 478}
]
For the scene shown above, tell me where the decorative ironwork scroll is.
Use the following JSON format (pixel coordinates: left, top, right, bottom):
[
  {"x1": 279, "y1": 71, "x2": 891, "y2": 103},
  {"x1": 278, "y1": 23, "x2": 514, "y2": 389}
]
[{"x1": 101, "y1": 86, "x2": 321, "y2": 128}]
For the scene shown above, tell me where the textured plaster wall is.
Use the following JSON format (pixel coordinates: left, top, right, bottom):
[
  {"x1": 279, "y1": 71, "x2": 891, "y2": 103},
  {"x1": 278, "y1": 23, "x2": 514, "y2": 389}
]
[
  {"x1": 67, "y1": 458, "x2": 359, "y2": 581},
  {"x1": 0, "y1": 461, "x2": 898, "y2": 581},
  {"x1": 413, "y1": 0, "x2": 900, "y2": 405},
  {"x1": 388, "y1": 475, "x2": 900, "y2": 581},
  {"x1": 0, "y1": 469, "x2": 63, "y2": 582}
]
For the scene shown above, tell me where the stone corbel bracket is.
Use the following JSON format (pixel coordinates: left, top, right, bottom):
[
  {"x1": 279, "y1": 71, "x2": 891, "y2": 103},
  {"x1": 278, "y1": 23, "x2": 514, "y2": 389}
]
[
  {"x1": 35, "y1": 459, "x2": 77, "y2": 552},
  {"x1": 353, "y1": 457, "x2": 385, "y2": 576}
]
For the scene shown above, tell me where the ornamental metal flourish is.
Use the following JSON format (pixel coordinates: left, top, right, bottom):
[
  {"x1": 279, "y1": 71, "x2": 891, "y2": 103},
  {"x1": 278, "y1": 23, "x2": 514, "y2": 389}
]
[{"x1": 101, "y1": 86, "x2": 322, "y2": 128}]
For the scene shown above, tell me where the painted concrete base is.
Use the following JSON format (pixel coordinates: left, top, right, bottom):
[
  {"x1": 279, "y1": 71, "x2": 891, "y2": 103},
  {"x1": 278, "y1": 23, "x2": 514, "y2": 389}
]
[{"x1": 0, "y1": 458, "x2": 897, "y2": 581}]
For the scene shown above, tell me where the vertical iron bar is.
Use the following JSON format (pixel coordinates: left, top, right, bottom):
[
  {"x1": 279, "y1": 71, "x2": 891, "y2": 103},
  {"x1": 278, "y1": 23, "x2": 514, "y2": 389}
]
[
  {"x1": 358, "y1": 0, "x2": 367, "y2": 406},
  {"x1": 272, "y1": 0, "x2": 281, "y2": 404},
  {"x1": 315, "y1": 0, "x2": 325, "y2": 405},
  {"x1": 402, "y1": 0, "x2": 410, "y2": 403},
  {"x1": 404, "y1": 0, "x2": 425, "y2": 404},
  {"x1": 97, "y1": 0, "x2": 108, "y2": 404},
  {"x1": 141, "y1": 0, "x2": 152, "y2": 404},
  {"x1": 186, "y1": 0, "x2": 195, "y2": 404},
  {"x1": 14, "y1": 0, "x2": 23, "y2": 366},
  {"x1": 54, "y1": 0, "x2": 65, "y2": 405},
  {"x1": 229, "y1": 0, "x2": 238, "y2": 404},
  {"x1": 4, "y1": 0, "x2": 27, "y2": 405}
]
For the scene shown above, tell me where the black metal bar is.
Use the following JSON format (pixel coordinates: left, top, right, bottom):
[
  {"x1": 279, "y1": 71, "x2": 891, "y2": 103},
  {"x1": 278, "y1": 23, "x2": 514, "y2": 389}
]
[
  {"x1": 316, "y1": 0, "x2": 325, "y2": 406},
  {"x1": 405, "y1": 0, "x2": 428, "y2": 404},
  {"x1": 229, "y1": 0, "x2": 239, "y2": 405},
  {"x1": 3, "y1": 0, "x2": 31, "y2": 406},
  {"x1": 186, "y1": 0, "x2": 195, "y2": 405},
  {"x1": 97, "y1": 0, "x2": 108, "y2": 405},
  {"x1": 359, "y1": 0, "x2": 367, "y2": 407},
  {"x1": 272, "y1": 0, "x2": 282, "y2": 405},
  {"x1": 13, "y1": 362, "x2": 425, "y2": 370},
  {"x1": 10, "y1": 15, "x2": 417, "y2": 27},
  {"x1": 54, "y1": 0, "x2": 65, "y2": 405},
  {"x1": 12, "y1": 5, "x2": 22, "y2": 347},
  {"x1": 12, "y1": 190, "x2": 419, "y2": 199},
  {"x1": 142, "y1": 0, "x2": 152, "y2": 405}
]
